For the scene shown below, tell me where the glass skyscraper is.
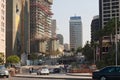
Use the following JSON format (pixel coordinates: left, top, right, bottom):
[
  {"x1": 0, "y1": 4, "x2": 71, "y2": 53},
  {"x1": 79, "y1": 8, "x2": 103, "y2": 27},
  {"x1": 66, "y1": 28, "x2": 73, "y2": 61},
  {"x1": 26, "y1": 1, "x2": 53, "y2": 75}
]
[{"x1": 69, "y1": 16, "x2": 82, "y2": 50}]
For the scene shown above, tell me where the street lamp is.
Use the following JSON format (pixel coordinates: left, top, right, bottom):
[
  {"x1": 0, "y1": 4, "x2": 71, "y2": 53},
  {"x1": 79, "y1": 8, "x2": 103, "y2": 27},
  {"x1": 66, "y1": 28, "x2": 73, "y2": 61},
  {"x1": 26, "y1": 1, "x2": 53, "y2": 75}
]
[{"x1": 114, "y1": 9, "x2": 118, "y2": 66}]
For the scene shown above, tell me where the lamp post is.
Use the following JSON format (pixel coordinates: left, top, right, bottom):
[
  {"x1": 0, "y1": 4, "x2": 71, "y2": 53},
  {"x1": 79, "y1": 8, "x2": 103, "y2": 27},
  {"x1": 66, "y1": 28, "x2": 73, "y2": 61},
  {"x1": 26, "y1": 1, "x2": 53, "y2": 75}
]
[{"x1": 115, "y1": 9, "x2": 118, "y2": 66}]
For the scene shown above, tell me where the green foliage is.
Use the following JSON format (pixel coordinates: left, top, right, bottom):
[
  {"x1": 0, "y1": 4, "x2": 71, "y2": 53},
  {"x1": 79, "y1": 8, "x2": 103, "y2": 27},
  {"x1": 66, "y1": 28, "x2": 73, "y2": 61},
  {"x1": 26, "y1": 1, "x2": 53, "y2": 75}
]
[
  {"x1": 0, "y1": 52, "x2": 4, "y2": 64},
  {"x1": 94, "y1": 18, "x2": 120, "y2": 68},
  {"x1": 82, "y1": 42, "x2": 94, "y2": 63},
  {"x1": 51, "y1": 49, "x2": 61, "y2": 56},
  {"x1": 76, "y1": 47, "x2": 82, "y2": 53},
  {"x1": 96, "y1": 42, "x2": 120, "y2": 68},
  {"x1": 95, "y1": 18, "x2": 120, "y2": 38},
  {"x1": 71, "y1": 48, "x2": 75, "y2": 53},
  {"x1": 28, "y1": 53, "x2": 38, "y2": 60},
  {"x1": 6, "y1": 55, "x2": 20, "y2": 64},
  {"x1": 103, "y1": 18, "x2": 116, "y2": 35}
]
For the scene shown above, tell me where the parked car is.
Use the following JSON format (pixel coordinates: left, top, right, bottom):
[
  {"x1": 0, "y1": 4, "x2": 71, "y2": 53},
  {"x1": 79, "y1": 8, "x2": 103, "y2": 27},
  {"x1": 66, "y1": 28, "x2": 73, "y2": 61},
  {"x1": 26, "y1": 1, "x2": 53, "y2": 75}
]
[
  {"x1": 92, "y1": 66, "x2": 120, "y2": 80},
  {"x1": 37, "y1": 67, "x2": 49, "y2": 75},
  {"x1": 53, "y1": 68, "x2": 61, "y2": 73},
  {"x1": 49, "y1": 68, "x2": 54, "y2": 73},
  {"x1": 0, "y1": 65, "x2": 9, "y2": 78}
]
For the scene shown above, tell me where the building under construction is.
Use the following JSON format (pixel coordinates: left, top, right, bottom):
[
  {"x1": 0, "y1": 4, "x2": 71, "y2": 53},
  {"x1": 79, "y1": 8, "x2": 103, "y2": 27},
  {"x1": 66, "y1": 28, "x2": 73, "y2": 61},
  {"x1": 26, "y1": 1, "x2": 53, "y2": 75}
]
[{"x1": 30, "y1": 0, "x2": 53, "y2": 54}]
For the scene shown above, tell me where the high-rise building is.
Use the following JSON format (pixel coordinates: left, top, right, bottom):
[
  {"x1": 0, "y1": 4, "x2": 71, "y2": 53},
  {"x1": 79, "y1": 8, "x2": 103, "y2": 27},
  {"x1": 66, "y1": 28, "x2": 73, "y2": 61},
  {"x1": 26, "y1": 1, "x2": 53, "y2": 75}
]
[
  {"x1": 51, "y1": 19, "x2": 57, "y2": 38},
  {"x1": 30, "y1": 0, "x2": 53, "y2": 54},
  {"x1": 91, "y1": 15, "x2": 100, "y2": 42},
  {"x1": 6, "y1": 0, "x2": 30, "y2": 57},
  {"x1": 69, "y1": 16, "x2": 82, "y2": 50},
  {"x1": 99, "y1": 0, "x2": 120, "y2": 54},
  {"x1": 57, "y1": 34, "x2": 63, "y2": 45},
  {"x1": 0, "y1": 0, "x2": 6, "y2": 62},
  {"x1": 99, "y1": 0, "x2": 120, "y2": 28}
]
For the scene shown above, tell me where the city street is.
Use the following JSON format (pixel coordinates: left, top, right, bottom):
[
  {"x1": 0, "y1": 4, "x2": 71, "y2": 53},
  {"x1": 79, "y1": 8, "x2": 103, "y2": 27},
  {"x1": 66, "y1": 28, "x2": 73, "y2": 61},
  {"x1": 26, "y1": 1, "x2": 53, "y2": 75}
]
[
  {"x1": 0, "y1": 77, "x2": 65, "y2": 80},
  {"x1": 0, "y1": 73, "x2": 92, "y2": 80},
  {"x1": 0, "y1": 77, "x2": 91, "y2": 80}
]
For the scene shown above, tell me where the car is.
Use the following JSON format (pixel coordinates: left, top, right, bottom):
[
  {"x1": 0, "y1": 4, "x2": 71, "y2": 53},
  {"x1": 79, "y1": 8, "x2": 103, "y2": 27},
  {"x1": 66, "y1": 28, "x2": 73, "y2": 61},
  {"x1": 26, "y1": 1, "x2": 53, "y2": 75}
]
[
  {"x1": 0, "y1": 65, "x2": 9, "y2": 78},
  {"x1": 49, "y1": 68, "x2": 54, "y2": 73},
  {"x1": 37, "y1": 67, "x2": 49, "y2": 75},
  {"x1": 92, "y1": 66, "x2": 120, "y2": 80},
  {"x1": 53, "y1": 68, "x2": 61, "y2": 73}
]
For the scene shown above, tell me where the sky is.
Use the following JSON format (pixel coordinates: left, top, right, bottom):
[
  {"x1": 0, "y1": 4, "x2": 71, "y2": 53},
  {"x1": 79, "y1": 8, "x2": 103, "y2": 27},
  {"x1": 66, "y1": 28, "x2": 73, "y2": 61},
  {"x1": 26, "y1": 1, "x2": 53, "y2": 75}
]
[{"x1": 52, "y1": 0, "x2": 99, "y2": 46}]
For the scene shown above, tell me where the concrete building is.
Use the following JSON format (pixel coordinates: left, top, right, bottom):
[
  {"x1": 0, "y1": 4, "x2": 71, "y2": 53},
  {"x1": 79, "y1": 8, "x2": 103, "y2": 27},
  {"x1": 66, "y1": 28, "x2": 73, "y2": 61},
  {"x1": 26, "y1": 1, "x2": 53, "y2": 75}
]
[
  {"x1": 51, "y1": 19, "x2": 57, "y2": 38},
  {"x1": 48, "y1": 38, "x2": 59, "y2": 52},
  {"x1": 0, "y1": 0, "x2": 6, "y2": 62},
  {"x1": 64, "y1": 43, "x2": 70, "y2": 51},
  {"x1": 57, "y1": 34, "x2": 64, "y2": 45},
  {"x1": 91, "y1": 15, "x2": 100, "y2": 42},
  {"x1": 30, "y1": 0, "x2": 53, "y2": 54},
  {"x1": 99, "y1": 0, "x2": 120, "y2": 28},
  {"x1": 91, "y1": 15, "x2": 100, "y2": 61},
  {"x1": 69, "y1": 16, "x2": 83, "y2": 50},
  {"x1": 6, "y1": 0, "x2": 30, "y2": 57},
  {"x1": 99, "y1": 0, "x2": 120, "y2": 54}
]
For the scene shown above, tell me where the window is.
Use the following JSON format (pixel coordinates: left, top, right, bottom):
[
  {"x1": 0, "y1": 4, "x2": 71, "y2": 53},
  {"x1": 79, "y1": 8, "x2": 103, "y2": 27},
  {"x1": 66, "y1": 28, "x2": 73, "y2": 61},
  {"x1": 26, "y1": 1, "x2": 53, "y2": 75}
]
[
  {"x1": 101, "y1": 67, "x2": 116, "y2": 73},
  {"x1": 103, "y1": 0, "x2": 110, "y2": 2},
  {"x1": 116, "y1": 67, "x2": 120, "y2": 72}
]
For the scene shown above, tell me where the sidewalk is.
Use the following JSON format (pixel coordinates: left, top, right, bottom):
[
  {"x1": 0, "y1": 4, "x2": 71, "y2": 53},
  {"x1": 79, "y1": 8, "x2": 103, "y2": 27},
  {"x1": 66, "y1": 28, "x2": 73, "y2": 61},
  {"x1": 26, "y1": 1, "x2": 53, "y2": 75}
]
[{"x1": 66, "y1": 73, "x2": 92, "y2": 77}]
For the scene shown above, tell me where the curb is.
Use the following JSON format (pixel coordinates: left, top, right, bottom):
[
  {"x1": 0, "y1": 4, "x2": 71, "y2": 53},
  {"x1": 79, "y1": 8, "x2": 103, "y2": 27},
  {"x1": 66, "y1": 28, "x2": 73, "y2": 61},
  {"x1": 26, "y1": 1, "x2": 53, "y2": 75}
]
[
  {"x1": 66, "y1": 73, "x2": 92, "y2": 77},
  {"x1": 14, "y1": 73, "x2": 92, "y2": 80}
]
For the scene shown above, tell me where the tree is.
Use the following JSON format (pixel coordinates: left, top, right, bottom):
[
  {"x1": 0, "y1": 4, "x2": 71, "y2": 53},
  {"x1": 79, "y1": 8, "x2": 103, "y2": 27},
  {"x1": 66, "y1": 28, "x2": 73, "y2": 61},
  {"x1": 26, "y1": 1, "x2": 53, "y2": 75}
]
[
  {"x1": 94, "y1": 18, "x2": 120, "y2": 60},
  {"x1": 103, "y1": 18, "x2": 120, "y2": 36},
  {"x1": 51, "y1": 49, "x2": 61, "y2": 57},
  {"x1": 82, "y1": 41, "x2": 94, "y2": 64},
  {"x1": 6, "y1": 55, "x2": 20, "y2": 64},
  {"x1": 96, "y1": 41, "x2": 120, "y2": 68},
  {"x1": 76, "y1": 47, "x2": 82, "y2": 53},
  {"x1": 28, "y1": 53, "x2": 38, "y2": 61},
  {"x1": 0, "y1": 52, "x2": 4, "y2": 64}
]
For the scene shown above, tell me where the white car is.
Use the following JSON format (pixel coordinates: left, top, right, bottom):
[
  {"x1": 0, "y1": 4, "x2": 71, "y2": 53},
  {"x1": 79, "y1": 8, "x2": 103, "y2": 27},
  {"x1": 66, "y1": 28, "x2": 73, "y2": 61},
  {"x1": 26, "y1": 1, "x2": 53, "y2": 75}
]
[
  {"x1": 0, "y1": 65, "x2": 9, "y2": 78},
  {"x1": 37, "y1": 67, "x2": 49, "y2": 75}
]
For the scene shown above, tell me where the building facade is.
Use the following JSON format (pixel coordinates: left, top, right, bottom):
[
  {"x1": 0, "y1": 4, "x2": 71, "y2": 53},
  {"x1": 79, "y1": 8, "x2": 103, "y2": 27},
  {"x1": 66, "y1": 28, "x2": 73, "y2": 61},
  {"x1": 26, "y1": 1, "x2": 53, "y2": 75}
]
[
  {"x1": 51, "y1": 19, "x2": 57, "y2": 38},
  {"x1": 6, "y1": 0, "x2": 30, "y2": 57},
  {"x1": 30, "y1": 0, "x2": 53, "y2": 54},
  {"x1": 69, "y1": 16, "x2": 82, "y2": 50},
  {"x1": 99, "y1": 0, "x2": 120, "y2": 28},
  {"x1": 91, "y1": 15, "x2": 100, "y2": 42},
  {"x1": 64, "y1": 43, "x2": 70, "y2": 51},
  {"x1": 57, "y1": 34, "x2": 64, "y2": 45},
  {"x1": 99, "y1": 0, "x2": 120, "y2": 54},
  {"x1": 0, "y1": 0, "x2": 6, "y2": 61}
]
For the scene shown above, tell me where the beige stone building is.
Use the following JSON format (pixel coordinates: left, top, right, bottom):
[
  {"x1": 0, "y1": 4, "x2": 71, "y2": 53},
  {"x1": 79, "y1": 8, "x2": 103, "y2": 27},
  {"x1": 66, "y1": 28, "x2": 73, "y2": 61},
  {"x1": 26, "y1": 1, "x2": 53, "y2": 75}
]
[{"x1": 0, "y1": 0, "x2": 6, "y2": 62}]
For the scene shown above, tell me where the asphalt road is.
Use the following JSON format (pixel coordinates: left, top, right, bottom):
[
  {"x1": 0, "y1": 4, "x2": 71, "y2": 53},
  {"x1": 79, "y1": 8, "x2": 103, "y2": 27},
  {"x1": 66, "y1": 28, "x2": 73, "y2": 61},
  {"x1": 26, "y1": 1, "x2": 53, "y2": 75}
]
[
  {"x1": 0, "y1": 77, "x2": 65, "y2": 80},
  {"x1": 0, "y1": 73, "x2": 92, "y2": 80},
  {"x1": 0, "y1": 77, "x2": 91, "y2": 80}
]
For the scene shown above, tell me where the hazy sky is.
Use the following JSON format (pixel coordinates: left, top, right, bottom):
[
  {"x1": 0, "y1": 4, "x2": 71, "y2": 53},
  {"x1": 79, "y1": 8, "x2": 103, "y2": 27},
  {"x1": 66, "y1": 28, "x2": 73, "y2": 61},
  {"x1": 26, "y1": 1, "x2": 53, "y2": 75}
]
[{"x1": 52, "y1": 0, "x2": 99, "y2": 46}]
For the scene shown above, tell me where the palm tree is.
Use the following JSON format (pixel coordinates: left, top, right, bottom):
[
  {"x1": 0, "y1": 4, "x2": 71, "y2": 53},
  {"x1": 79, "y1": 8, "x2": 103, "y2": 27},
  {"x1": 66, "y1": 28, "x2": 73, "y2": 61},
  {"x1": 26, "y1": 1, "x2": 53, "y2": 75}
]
[
  {"x1": 95, "y1": 18, "x2": 120, "y2": 60},
  {"x1": 102, "y1": 18, "x2": 120, "y2": 43}
]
